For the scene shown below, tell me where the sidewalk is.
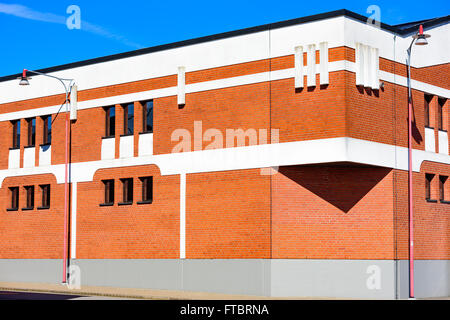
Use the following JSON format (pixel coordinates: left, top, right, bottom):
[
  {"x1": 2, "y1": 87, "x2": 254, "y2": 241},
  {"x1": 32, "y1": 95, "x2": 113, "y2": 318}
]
[{"x1": 0, "y1": 281, "x2": 278, "y2": 300}]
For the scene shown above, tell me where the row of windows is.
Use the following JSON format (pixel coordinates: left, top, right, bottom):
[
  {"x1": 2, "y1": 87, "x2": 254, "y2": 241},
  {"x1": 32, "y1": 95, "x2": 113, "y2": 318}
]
[
  {"x1": 11, "y1": 115, "x2": 52, "y2": 149},
  {"x1": 104, "y1": 100, "x2": 153, "y2": 137},
  {"x1": 7, "y1": 185, "x2": 51, "y2": 211},
  {"x1": 101, "y1": 176, "x2": 153, "y2": 206},
  {"x1": 424, "y1": 95, "x2": 447, "y2": 131},
  {"x1": 425, "y1": 173, "x2": 449, "y2": 203}
]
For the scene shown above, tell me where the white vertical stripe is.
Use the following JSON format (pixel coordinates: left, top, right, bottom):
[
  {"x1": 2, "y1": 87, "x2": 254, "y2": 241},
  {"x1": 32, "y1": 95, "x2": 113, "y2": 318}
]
[
  {"x1": 178, "y1": 66, "x2": 186, "y2": 105},
  {"x1": 363, "y1": 44, "x2": 370, "y2": 88},
  {"x1": 179, "y1": 173, "x2": 186, "y2": 259},
  {"x1": 319, "y1": 42, "x2": 329, "y2": 85},
  {"x1": 307, "y1": 44, "x2": 316, "y2": 87},
  {"x1": 70, "y1": 182, "x2": 77, "y2": 259},
  {"x1": 355, "y1": 43, "x2": 362, "y2": 86},
  {"x1": 371, "y1": 47, "x2": 380, "y2": 89},
  {"x1": 294, "y1": 46, "x2": 303, "y2": 88}
]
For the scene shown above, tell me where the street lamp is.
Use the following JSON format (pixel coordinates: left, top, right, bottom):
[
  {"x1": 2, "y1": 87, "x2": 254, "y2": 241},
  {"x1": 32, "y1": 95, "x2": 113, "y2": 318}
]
[
  {"x1": 406, "y1": 24, "x2": 430, "y2": 299},
  {"x1": 19, "y1": 69, "x2": 76, "y2": 285}
]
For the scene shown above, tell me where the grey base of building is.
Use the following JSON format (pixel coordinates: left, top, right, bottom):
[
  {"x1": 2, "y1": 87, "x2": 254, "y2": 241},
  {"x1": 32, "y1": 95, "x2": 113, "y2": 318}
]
[{"x1": 0, "y1": 259, "x2": 448, "y2": 299}]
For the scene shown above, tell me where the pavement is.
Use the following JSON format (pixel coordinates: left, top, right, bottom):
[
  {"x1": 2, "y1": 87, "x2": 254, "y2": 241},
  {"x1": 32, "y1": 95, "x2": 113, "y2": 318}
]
[{"x1": 0, "y1": 281, "x2": 271, "y2": 300}]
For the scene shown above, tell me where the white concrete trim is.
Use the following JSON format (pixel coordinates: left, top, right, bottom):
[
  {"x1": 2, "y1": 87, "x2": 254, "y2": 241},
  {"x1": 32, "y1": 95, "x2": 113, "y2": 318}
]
[
  {"x1": 8, "y1": 149, "x2": 20, "y2": 169},
  {"x1": 178, "y1": 66, "x2": 186, "y2": 106},
  {"x1": 294, "y1": 46, "x2": 304, "y2": 88},
  {"x1": 1, "y1": 60, "x2": 448, "y2": 123},
  {"x1": 23, "y1": 147, "x2": 35, "y2": 168},
  {"x1": 179, "y1": 173, "x2": 186, "y2": 259},
  {"x1": 319, "y1": 42, "x2": 329, "y2": 85},
  {"x1": 1, "y1": 137, "x2": 449, "y2": 187},
  {"x1": 70, "y1": 182, "x2": 77, "y2": 259},
  {"x1": 425, "y1": 127, "x2": 436, "y2": 153},
  {"x1": 307, "y1": 44, "x2": 316, "y2": 87}
]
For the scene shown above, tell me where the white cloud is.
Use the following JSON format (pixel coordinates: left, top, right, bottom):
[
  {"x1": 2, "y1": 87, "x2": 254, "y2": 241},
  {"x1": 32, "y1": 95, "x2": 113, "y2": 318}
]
[{"x1": 0, "y1": 3, "x2": 143, "y2": 49}]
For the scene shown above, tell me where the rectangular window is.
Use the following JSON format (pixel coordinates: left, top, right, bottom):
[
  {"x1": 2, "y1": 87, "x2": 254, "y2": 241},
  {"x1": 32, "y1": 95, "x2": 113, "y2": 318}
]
[
  {"x1": 9, "y1": 187, "x2": 19, "y2": 211},
  {"x1": 439, "y1": 176, "x2": 448, "y2": 202},
  {"x1": 12, "y1": 120, "x2": 20, "y2": 148},
  {"x1": 27, "y1": 118, "x2": 36, "y2": 146},
  {"x1": 438, "y1": 98, "x2": 447, "y2": 131},
  {"x1": 24, "y1": 186, "x2": 34, "y2": 209},
  {"x1": 123, "y1": 103, "x2": 134, "y2": 135},
  {"x1": 121, "y1": 178, "x2": 133, "y2": 204},
  {"x1": 40, "y1": 184, "x2": 51, "y2": 208},
  {"x1": 139, "y1": 176, "x2": 153, "y2": 204},
  {"x1": 425, "y1": 173, "x2": 434, "y2": 201},
  {"x1": 142, "y1": 100, "x2": 153, "y2": 133},
  {"x1": 102, "y1": 180, "x2": 114, "y2": 205},
  {"x1": 42, "y1": 115, "x2": 52, "y2": 144},
  {"x1": 424, "y1": 94, "x2": 432, "y2": 128},
  {"x1": 105, "y1": 106, "x2": 115, "y2": 137}
]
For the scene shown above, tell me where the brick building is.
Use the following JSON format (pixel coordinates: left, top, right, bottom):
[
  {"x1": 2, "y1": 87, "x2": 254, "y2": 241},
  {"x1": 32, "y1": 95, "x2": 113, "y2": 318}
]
[{"x1": 0, "y1": 10, "x2": 448, "y2": 299}]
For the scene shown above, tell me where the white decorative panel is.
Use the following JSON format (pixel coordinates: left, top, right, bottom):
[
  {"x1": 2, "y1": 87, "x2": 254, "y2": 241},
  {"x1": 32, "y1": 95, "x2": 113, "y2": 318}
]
[
  {"x1": 294, "y1": 46, "x2": 304, "y2": 88},
  {"x1": 23, "y1": 147, "x2": 35, "y2": 168},
  {"x1": 39, "y1": 145, "x2": 51, "y2": 166},
  {"x1": 101, "y1": 137, "x2": 115, "y2": 160},
  {"x1": 438, "y1": 131, "x2": 449, "y2": 155},
  {"x1": 119, "y1": 135, "x2": 134, "y2": 159},
  {"x1": 178, "y1": 66, "x2": 186, "y2": 105},
  {"x1": 425, "y1": 127, "x2": 436, "y2": 153},
  {"x1": 319, "y1": 42, "x2": 329, "y2": 85},
  {"x1": 307, "y1": 44, "x2": 316, "y2": 87},
  {"x1": 138, "y1": 133, "x2": 153, "y2": 157},
  {"x1": 355, "y1": 42, "x2": 380, "y2": 89},
  {"x1": 8, "y1": 149, "x2": 20, "y2": 169}
]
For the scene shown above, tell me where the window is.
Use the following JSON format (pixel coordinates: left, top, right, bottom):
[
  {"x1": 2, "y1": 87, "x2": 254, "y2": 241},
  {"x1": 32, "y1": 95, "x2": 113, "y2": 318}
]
[
  {"x1": 120, "y1": 178, "x2": 133, "y2": 204},
  {"x1": 8, "y1": 187, "x2": 19, "y2": 211},
  {"x1": 142, "y1": 100, "x2": 153, "y2": 133},
  {"x1": 26, "y1": 117, "x2": 36, "y2": 146},
  {"x1": 438, "y1": 98, "x2": 447, "y2": 131},
  {"x1": 139, "y1": 176, "x2": 153, "y2": 204},
  {"x1": 42, "y1": 116, "x2": 52, "y2": 145},
  {"x1": 123, "y1": 103, "x2": 134, "y2": 135},
  {"x1": 39, "y1": 185, "x2": 51, "y2": 209},
  {"x1": 102, "y1": 180, "x2": 114, "y2": 205},
  {"x1": 439, "y1": 176, "x2": 448, "y2": 202},
  {"x1": 24, "y1": 186, "x2": 34, "y2": 210},
  {"x1": 425, "y1": 173, "x2": 435, "y2": 201},
  {"x1": 12, "y1": 120, "x2": 20, "y2": 148},
  {"x1": 105, "y1": 106, "x2": 115, "y2": 137},
  {"x1": 424, "y1": 94, "x2": 432, "y2": 128}
]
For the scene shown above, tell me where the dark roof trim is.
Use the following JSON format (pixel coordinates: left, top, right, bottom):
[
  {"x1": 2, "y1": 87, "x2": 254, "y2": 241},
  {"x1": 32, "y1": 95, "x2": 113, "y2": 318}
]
[{"x1": 0, "y1": 9, "x2": 448, "y2": 83}]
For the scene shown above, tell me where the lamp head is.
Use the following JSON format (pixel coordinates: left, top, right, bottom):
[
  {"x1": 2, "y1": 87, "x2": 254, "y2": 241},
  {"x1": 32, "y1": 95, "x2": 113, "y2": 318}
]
[
  {"x1": 413, "y1": 24, "x2": 430, "y2": 45},
  {"x1": 19, "y1": 69, "x2": 30, "y2": 86}
]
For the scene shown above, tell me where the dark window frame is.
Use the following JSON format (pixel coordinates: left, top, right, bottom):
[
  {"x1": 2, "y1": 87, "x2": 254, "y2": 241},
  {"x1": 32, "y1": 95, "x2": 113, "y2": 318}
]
[
  {"x1": 26, "y1": 117, "x2": 36, "y2": 147},
  {"x1": 38, "y1": 184, "x2": 51, "y2": 209},
  {"x1": 11, "y1": 120, "x2": 20, "y2": 149},
  {"x1": 438, "y1": 97, "x2": 447, "y2": 131},
  {"x1": 425, "y1": 173, "x2": 436, "y2": 202},
  {"x1": 424, "y1": 94, "x2": 432, "y2": 128},
  {"x1": 123, "y1": 103, "x2": 134, "y2": 135},
  {"x1": 142, "y1": 100, "x2": 153, "y2": 133},
  {"x1": 101, "y1": 179, "x2": 115, "y2": 206},
  {"x1": 8, "y1": 187, "x2": 19, "y2": 211},
  {"x1": 439, "y1": 176, "x2": 448, "y2": 202},
  {"x1": 104, "y1": 106, "x2": 115, "y2": 138},
  {"x1": 119, "y1": 178, "x2": 133, "y2": 205},
  {"x1": 42, "y1": 115, "x2": 52, "y2": 145},
  {"x1": 23, "y1": 185, "x2": 35, "y2": 210},
  {"x1": 138, "y1": 176, "x2": 153, "y2": 204}
]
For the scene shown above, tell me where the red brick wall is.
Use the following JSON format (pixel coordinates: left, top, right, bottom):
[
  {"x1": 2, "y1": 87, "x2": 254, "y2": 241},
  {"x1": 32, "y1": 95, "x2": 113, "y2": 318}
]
[
  {"x1": 0, "y1": 174, "x2": 64, "y2": 258},
  {"x1": 271, "y1": 165, "x2": 395, "y2": 259},
  {"x1": 76, "y1": 165, "x2": 180, "y2": 259},
  {"x1": 186, "y1": 169, "x2": 271, "y2": 258}
]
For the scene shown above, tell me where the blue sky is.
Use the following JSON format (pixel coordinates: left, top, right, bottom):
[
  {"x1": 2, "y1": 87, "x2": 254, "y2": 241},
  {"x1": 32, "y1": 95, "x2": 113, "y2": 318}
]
[{"x1": 0, "y1": 0, "x2": 448, "y2": 77}]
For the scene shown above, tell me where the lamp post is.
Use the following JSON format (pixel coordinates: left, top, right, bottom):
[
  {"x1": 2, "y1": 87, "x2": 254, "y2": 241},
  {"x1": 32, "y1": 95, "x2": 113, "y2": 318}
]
[
  {"x1": 19, "y1": 69, "x2": 76, "y2": 284},
  {"x1": 406, "y1": 25, "x2": 430, "y2": 299}
]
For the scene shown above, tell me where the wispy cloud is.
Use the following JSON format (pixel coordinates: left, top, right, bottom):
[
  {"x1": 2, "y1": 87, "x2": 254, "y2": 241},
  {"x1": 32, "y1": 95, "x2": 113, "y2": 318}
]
[{"x1": 0, "y1": 3, "x2": 143, "y2": 49}]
